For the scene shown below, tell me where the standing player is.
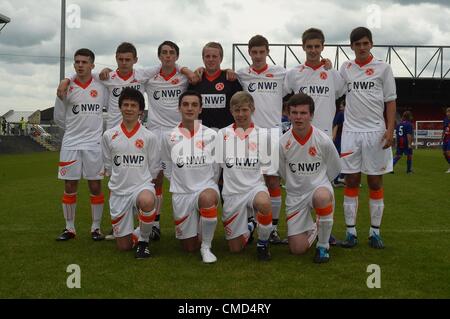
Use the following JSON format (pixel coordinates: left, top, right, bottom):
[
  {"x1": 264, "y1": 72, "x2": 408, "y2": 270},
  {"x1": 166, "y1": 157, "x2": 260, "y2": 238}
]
[
  {"x1": 236, "y1": 35, "x2": 287, "y2": 244},
  {"x1": 442, "y1": 107, "x2": 450, "y2": 173},
  {"x1": 284, "y1": 28, "x2": 345, "y2": 138},
  {"x1": 339, "y1": 27, "x2": 397, "y2": 249},
  {"x1": 216, "y1": 91, "x2": 273, "y2": 261},
  {"x1": 145, "y1": 41, "x2": 198, "y2": 240},
  {"x1": 102, "y1": 87, "x2": 160, "y2": 258},
  {"x1": 54, "y1": 48, "x2": 108, "y2": 241},
  {"x1": 161, "y1": 91, "x2": 219, "y2": 263},
  {"x1": 393, "y1": 111, "x2": 414, "y2": 173},
  {"x1": 189, "y1": 42, "x2": 243, "y2": 130},
  {"x1": 279, "y1": 93, "x2": 341, "y2": 263}
]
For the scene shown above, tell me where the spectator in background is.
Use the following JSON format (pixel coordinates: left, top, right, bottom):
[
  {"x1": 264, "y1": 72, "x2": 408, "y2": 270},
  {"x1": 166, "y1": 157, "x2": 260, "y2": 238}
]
[{"x1": 393, "y1": 111, "x2": 414, "y2": 174}]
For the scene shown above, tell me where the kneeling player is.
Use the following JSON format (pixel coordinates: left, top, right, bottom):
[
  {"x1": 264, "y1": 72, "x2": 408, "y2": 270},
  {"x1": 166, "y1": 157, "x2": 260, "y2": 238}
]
[
  {"x1": 102, "y1": 88, "x2": 160, "y2": 258},
  {"x1": 279, "y1": 93, "x2": 341, "y2": 263},
  {"x1": 216, "y1": 92, "x2": 273, "y2": 261},
  {"x1": 161, "y1": 91, "x2": 219, "y2": 263}
]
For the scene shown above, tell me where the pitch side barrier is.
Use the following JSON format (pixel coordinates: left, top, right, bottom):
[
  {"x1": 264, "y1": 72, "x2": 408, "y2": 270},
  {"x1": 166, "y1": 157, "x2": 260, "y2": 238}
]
[{"x1": 232, "y1": 44, "x2": 450, "y2": 80}]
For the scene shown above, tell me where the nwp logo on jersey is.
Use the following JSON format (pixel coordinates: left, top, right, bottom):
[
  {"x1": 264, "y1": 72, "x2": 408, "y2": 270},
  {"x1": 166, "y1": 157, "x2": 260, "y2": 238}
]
[
  {"x1": 175, "y1": 155, "x2": 207, "y2": 168},
  {"x1": 289, "y1": 162, "x2": 321, "y2": 175},
  {"x1": 248, "y1": 82, "x2": 278, "y2": 93},
  {"x1": 153, "y1": 89, "x2": 182, "y2": 100},
  {"x1": 224, "y1": 157, "x2": 259, "y2": 169},
  {"x1": 299, "y1": 86, "x2": 330, "y2": 95},
  {"x1": 113, "y1": 155, "x2": 145, "y2": 167},
  {"x1": 348, "y1": 81, "x2": 375, "y2": 92},
  {"x1": 112, "y1": 85, "x2": 141, "y2": 97},
  {"x1": 72, "y1": 104, "x2": 101, "y2": 114}
]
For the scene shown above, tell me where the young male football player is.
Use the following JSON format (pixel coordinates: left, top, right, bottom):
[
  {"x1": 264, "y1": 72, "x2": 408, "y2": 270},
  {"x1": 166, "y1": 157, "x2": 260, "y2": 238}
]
[
  {"x1": 339, "y1": 27, "x2": 397, "y2": 249},
  {"x1": 442, "y1": 107, "x2": 450, "y2": 173},
  {"x1": 279, "y1": 93, "x2": 341, "y2": 263},
  {"x1": 236, "y1": 35, "x2": 287, "y2": 244},
  {"x1": 393, "y1": 111, "x2": 414, "y2": 173},
  {"x1": 102, "y1": 87, "x2": 160, "y2": 258},
  {"x1": 284, "y1": 28, "x2": 346, "y2": 138},
  {"x1": 54, "y1": 48, "x2": 108, "y2": 241},
  {"x1": 161, "y1": 90, "x2": 219, "y2": 263},
  {"x1": 216, "y1": 91, "x2": 274, "y2": 261},
  {"x1": 189, "y1": 42, "x2": 243, "y2": 130}
]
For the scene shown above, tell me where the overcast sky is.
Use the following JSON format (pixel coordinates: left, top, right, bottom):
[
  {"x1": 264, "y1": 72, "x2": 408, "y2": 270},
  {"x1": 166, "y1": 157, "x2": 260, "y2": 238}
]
[{"x1": 0, "y1": 0, "x2": 449, "y2": 116}]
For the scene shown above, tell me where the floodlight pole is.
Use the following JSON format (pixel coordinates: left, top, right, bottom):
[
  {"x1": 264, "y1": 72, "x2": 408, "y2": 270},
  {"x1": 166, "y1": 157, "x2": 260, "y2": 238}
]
[{"x1": 60, "y1": 0, "x2": 66, "y2": 81}]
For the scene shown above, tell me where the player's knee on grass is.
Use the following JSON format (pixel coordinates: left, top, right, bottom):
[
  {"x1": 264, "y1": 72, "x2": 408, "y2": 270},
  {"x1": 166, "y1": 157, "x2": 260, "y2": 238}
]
[
  {"x1": 87, "y1": 180, "x2": 102, "y2": 195},
  {"x1": 228, "y1": 236, "x2": 245, "y2": 253},
  {"x1": 181, "y1": 236, "x2": 200, "y2": 252},
  {"x1": 116, "y1": 235, "x2": 134, "y2": 251},
  {"x1": 288, "y1": 233, "x2": 311, "y2": 255},
  {"x1": 253, "y1": 191, "x2": 271, "y2": 215},
  {"x1": 367, "y1": 175, "x2": 383, "y2": 190},
  {"x1": 198, "y1": 188, "x2": 219, "y2": 208},
  {"x1": 136, "y1": 190, "x2": 156, "y2": 212},
  {"x1": 312, "y1": 187, "x2": 333, "y2": 211}
]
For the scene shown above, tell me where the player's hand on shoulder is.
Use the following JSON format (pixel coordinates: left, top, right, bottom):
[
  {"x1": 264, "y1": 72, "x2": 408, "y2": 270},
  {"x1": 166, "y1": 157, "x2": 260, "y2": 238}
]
[
  {"x1": 99, "y1": 68, "x2": 113, "y2": 81},
  {"x1": 56, "y1": 79, "x2": 70, "y2": 100},
  {"x1": 185, "y1": 68, "x2": 200, "y2": 85},
  {"x1": 225, "y1": 69, "x2": 237, "y2": 81},
  {"x1": 194, "y1": 67, "x2": 205, "y2": 81},
  {"x1": 321, "y1": 58, "x2": 333, "y2": 70}
]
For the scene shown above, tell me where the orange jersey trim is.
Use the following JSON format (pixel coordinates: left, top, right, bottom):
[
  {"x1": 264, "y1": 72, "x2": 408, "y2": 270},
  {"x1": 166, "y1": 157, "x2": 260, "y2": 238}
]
[
  {"x1": 205, "y1": 69, "x2": 222, "y2": 82},
  {"x1": 59, "y1": 160, "x2": 77, "y2": 167},
  {"x1": 90, "y1": 194, "x2": 105, "y2": 205},
  {"x1": 269, "y1": 187, "x2": 282, "y2": 198},
  {"x1": 175, "y1": 215, "x2": 189, "y2": 226},
  {"x1": 121, "y1": 122, "x2": 140, "y2": 139},
  {"x1": 292, "y1": 126, "x2": 313, "y2": 146},
  {"x1": 62, "y1": 193, "x2": 77, "y2": 204},
  {"x1": 139, "y1": 211, "x2": 157, "y2": 224},
  {"x1": 223, "y1": 212, "x2": 239, "y2": 227},
  {"x1": 73, "y1": 77, "x2": 93, "y2": 90},
  {"x1": 286, "y1": 211, "x2": 300, "y2": 222}
]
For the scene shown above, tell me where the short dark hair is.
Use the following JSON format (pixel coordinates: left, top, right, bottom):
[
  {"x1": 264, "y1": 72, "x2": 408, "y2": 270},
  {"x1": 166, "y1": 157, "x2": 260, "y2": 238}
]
[
  {"x1": 402, "y1": 111, "x2": 413, "y2": 121},
  {"x1": 178, "y1": 90, "x2": 203, "y2": 108},
  {"x1": 119, "y1": 87, "x2": 145, "y2": 111},
  {"x1": 287, "y1": 93, "x2": 315, "y2": 114},
  {"x1": 116, "y1": 42, "x2": 137, "y2": 58},
  {"x1": 158, "y1": 41, "x2": 179, "y2": 57},
  {"x1": 302, "y1": 28, "x2": 325, "y2": 44},
  {"x1": 74, "y1": 48, "x2": 95, "y2": 63},
  {"x1": 248, "y1": 35, "x2": 269, "y2": 50},
  {"x1": 350, "y1": 27, "x2": 373, "y2": 45}
]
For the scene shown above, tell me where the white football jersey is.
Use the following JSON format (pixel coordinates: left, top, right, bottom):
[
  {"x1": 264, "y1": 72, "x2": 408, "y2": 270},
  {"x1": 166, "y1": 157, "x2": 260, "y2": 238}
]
[
  {"x1": 161, "y1": 123, "x2": 218, "y2": 194},
  {"x1": 339, "y1": 56, "x2": 397, "y2": 132},
  {"x1": 145, "y1": 69, "x2": 189, "y2": 130},
  {"x1": 100, "y1": 67, "x2": 160, "y2": 129},
  {"x1": 284, "y1": 63, "x2": 345, "y2": 137},
  {"x1": 216, "y1": 124, "x2": 267, "y2": 196},
  {"x1": 237, "y1": 65, "x2": 286, "y2": 129},
  {"x1": 54, "y1": 77, "x2": 108, "y2": 150},
  {"x1": 102, "y1": 122, "x2": 160, "y2": 195},
  {"x1": 279, "y1": 126, "x2": 341, "y2": 198}
]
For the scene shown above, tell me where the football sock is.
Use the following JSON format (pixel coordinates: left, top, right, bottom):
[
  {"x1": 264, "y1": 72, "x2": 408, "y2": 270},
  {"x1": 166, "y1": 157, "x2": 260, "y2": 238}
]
[
  {"x1": 62, "y1": 193, "x2": 77, "y2": 232},
  {"x1": 199, "y1": 206, "x2": 218, "y2": 249},
  {"x1": 154, "y1": 186, "x2": 163, "y2": 229},
  {"x1": 344, "y1": 187, "x2": 359, "y2": 236},
  {"x1": 407, "y1": 155, "x2": 412, "y2": 172},
  {"x1": 256, "y1": 212, "x2": 272, "y2": 243},
  {"x1": 393, "y1": 155, "x2": 401, "y2": 166},
  {"x1": 369, "y1": 189, "x2": 384, "y2": 236},
  {"x1": 269, "y1": 187, "x2": 281, "y2": 232},
  {"x1": 316, "y1": 204, "x2": 334, "y2": 249},
  {"x1": 90, "y1": 193, "x2": 104, "y2": 232},
  {"x1": 138, "y1": 209, "x2": 156, "y2": 242}
]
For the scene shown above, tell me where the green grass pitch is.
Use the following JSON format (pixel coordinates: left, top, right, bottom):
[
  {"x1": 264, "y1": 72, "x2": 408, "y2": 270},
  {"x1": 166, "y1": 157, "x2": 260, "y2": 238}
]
[{"x1": 0, "y1": 150, "x2": 449, "y2": 298}]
